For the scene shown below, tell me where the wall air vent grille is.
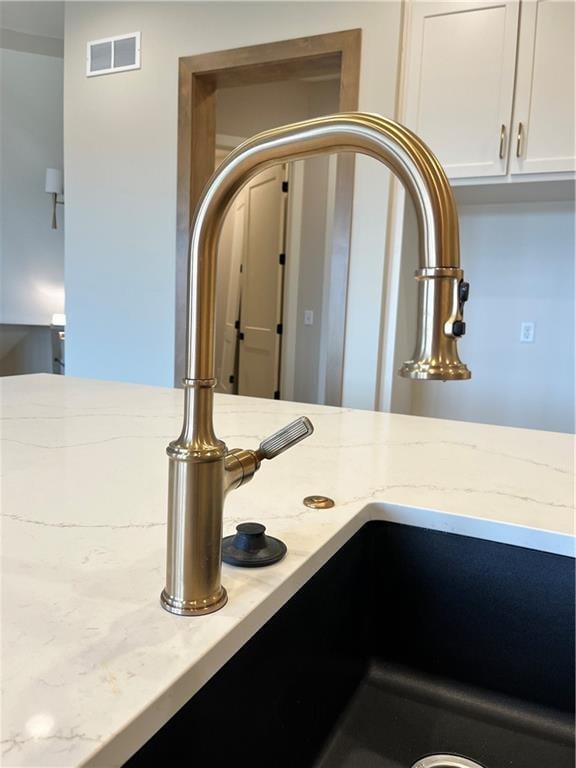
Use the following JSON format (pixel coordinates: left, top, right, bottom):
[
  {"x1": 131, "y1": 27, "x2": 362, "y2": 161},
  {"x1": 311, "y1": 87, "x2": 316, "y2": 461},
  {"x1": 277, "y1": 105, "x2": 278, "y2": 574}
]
[{"x1": 86, "y1": 32, "x2": 140, "y2": 77}]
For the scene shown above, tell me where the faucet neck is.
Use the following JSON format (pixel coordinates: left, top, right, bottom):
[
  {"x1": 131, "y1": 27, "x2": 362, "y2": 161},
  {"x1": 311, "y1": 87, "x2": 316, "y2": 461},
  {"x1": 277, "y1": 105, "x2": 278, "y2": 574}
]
[{"x1": 183, "y1": 113, "x2": 460, "y2": 385}]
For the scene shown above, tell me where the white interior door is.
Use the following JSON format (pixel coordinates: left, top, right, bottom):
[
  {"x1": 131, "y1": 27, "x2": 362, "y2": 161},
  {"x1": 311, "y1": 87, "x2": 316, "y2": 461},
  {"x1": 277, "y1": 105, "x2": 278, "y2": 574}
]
[
  {"x1": 218, "y1": 192, "x2": 246, "y2": 394},
  {"x1": 510, "y1": 0, "x2": 575, "y2": 175},
  {"x1": 238, "y1": 165, "x2": 286, "y2": 399},
  {"x1": 404, "y1": 0, "x2": 520, "y2": 178}
]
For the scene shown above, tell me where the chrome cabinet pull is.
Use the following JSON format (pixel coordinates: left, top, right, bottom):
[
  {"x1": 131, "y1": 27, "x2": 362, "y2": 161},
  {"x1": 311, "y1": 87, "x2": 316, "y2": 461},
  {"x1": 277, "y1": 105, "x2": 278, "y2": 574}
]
[
  {"x1": 499, "y1": 124, "x2": 507, "y2": 159},
  {"x1": 516, "y1": 122, "x2": 524, "y2": 157}
]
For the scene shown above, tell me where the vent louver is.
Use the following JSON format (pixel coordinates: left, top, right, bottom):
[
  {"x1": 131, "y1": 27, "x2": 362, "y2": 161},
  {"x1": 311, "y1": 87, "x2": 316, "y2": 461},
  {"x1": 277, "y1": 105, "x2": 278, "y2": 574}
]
[{"x1": 86, "y1": 32, "x2": 140, "y2": 77}]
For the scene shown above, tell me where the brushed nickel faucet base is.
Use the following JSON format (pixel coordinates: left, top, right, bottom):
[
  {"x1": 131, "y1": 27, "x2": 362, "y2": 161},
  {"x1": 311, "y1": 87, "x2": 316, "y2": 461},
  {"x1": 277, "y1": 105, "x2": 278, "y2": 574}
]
[
  {"x1": 160, "y1": 587, "x2": 228, "y2": 616},
  {"x1": 162, "y1": 417, "x2": 313, "y2": 616}
]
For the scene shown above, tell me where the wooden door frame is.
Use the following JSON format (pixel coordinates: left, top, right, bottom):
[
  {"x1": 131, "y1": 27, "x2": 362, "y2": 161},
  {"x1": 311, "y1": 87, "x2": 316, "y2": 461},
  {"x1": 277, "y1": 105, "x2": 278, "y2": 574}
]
[{"x1": 175, "y1": 29, "x2": 361, "y2": 405}]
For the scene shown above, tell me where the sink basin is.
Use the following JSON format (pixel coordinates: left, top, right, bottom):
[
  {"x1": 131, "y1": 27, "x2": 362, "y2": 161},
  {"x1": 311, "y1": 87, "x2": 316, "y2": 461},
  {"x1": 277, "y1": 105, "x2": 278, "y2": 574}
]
[{"x1": 126, "y1": 522, "x2": 575, "y2": 767}]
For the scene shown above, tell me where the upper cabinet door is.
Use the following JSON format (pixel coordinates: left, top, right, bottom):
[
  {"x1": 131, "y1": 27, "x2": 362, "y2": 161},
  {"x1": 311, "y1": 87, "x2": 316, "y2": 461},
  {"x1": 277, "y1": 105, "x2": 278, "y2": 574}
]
[
  {"x1": 404, "y1": 1, "x2": 520, "y2": 178},
  {"x1": 510, "y1": 0, "x2": 575, "y2": 175}
]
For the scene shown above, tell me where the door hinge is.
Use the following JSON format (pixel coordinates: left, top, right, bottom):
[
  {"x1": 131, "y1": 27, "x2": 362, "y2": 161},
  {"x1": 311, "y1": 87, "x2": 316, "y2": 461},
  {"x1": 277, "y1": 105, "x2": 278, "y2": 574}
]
[
  {"x1": 239, "y1": 332, "x2": 245, "y2": 341},
  {"x1": 282, "y1": 180, "x2": 289, "y2": 193},
  {"x1": 234, "y1": 319, "x2": 240, "y2": 330},
  {"x1": 274, "y1": 390, "x2": 280, "y2": 400},
  {"x1": 276, "y1": 323, "x2": 283, "y2": 335},
  {"x1": 279, "y1": 252, "x2": 286, "y2": 266},
  {"x1": 240, "y1": 264, "x2": 243, "y2": 273},
  {"x1": 229, "y1": 374, "x2": 235, "y2": 384}
]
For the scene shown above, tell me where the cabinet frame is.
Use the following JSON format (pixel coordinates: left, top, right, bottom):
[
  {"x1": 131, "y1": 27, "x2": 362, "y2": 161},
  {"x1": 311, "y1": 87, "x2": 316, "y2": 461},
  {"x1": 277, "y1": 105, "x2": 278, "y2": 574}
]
[
  {"x1": 401, "y1": 0, "x2": 575, "y2": 184},
  {"x1": 403, "y1": 0, "x2": 521, "y2": 179},
  {"x1": 509, "y1": 0, "x2": 576, "y2": 176}
]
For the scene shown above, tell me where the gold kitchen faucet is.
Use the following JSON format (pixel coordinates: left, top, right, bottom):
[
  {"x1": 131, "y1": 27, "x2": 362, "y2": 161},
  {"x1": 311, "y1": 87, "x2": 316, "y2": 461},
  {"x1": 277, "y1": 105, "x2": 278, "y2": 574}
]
[{"x1": 161, "y1": 113, "x2": 471, "y2": 616}]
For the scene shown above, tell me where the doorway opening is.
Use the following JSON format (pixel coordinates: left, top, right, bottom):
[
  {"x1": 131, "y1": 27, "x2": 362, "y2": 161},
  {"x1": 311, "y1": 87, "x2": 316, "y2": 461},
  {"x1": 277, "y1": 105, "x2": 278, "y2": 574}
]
[
  {"x1": 214, "y1": 78, "x2": 340, "y2": 403},
  {"x1": 176, "y1": 30, "x2": 361, "y2": 405},
  {"x1": 214, "y1": 147, "x2": 289, "y2": 401}
]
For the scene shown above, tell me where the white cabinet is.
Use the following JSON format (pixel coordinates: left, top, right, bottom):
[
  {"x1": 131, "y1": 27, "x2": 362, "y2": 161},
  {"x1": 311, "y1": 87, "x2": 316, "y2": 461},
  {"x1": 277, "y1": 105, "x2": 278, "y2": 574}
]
[
  {"x1": 510, "y1": 0, "x2": 575, "y2": 175},
  {"x1": 403, "y1": 0, "x2": 575, "y2": 181},
  {"x1": 404, "y1": 1, "x2": 520, "y2": 178}
]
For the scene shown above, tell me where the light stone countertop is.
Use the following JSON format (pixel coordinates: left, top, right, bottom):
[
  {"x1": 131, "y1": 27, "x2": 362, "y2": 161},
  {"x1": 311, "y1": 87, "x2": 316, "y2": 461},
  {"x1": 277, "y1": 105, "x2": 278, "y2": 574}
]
[{"x1": 1, "y1": 374, "x2": 574, "y2": 768}]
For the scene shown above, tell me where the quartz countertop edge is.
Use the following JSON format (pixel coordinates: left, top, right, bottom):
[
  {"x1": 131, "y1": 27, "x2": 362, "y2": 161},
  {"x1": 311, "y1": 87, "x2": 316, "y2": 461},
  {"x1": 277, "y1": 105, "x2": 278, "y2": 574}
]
[{"x1": 1, "y1": 374, "x2": 574, "y2": 768}]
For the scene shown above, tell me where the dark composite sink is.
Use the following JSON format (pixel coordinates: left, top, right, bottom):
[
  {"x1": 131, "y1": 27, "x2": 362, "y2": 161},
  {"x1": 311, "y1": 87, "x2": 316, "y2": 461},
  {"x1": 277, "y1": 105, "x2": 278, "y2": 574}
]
[{"x1": 126, "y1": 522, "x2": 575, "y2": 768}]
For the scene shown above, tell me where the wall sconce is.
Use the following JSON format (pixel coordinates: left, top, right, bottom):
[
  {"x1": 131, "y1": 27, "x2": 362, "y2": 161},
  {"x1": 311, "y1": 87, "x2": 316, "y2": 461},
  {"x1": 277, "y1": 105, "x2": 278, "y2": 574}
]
[{"x1": 45, "y1": 168, "x2": 64, "y2": 229}]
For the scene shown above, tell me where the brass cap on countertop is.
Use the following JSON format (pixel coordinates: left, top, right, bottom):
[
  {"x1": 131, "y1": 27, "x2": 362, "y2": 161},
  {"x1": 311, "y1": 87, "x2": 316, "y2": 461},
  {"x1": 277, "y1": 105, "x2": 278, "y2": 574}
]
[{"x1": 303, "y1": 495, "x2": 335, "y2": 510}]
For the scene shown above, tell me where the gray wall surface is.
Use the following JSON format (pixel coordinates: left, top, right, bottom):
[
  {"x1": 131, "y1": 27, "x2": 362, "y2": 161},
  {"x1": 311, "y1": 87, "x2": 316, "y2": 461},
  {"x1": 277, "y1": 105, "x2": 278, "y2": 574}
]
[
  {"x1": 0, "y1": 325, "x2": 53, "y2": 375},
  {"x1": 216, "y1": 79, "x2": 340, "y2": 139},
  {"x1": 294, "y1": 155, "x2": 332, "y2": 404},
  {"x1": 215, "y1": 79, "x2": 338, "y2": 404},
  {"x1": 0, "y1": 45, "x2": 64, "y2": 325},
  {"x1": 394, "y1": 199, "x2": 575, "y2": 433}
]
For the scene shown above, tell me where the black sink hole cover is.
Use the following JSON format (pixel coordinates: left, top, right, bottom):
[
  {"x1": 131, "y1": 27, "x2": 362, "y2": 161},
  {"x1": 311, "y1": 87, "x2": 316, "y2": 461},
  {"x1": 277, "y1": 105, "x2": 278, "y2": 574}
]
[{"x1": 222, "y1": 522, "x2": 287, "y2": 567}]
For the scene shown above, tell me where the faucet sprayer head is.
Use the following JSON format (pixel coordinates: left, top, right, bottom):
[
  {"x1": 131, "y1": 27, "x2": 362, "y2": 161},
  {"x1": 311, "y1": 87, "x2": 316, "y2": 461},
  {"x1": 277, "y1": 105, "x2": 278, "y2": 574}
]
[{"x1": 399, "y1": 268, "x2": 471, "y2": 381}]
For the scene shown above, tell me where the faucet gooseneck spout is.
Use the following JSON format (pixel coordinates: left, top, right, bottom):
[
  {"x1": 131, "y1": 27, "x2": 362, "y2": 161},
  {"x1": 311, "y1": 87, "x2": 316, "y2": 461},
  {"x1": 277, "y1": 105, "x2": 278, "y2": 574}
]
[{"x1": 161, "y1": 113, "x2": 471, "y2": 616}]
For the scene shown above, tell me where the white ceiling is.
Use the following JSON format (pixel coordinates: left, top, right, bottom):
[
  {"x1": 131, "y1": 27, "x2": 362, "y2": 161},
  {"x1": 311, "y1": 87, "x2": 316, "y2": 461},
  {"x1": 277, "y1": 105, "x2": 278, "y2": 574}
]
[{"x1": 0, "y1": 1, "x2": 64, "y2": 39}]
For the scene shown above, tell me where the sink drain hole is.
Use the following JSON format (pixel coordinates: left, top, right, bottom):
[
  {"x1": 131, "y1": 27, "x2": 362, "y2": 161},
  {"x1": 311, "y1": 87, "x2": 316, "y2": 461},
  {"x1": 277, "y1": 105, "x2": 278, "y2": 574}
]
[{"x1": 412, "y1": 756, "x2": 486, "y2": 768}]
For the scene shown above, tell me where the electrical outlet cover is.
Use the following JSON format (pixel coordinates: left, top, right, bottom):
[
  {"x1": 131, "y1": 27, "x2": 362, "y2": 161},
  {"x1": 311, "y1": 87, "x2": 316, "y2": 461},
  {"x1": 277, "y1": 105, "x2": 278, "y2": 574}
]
[{"x1": 520, "y1": 321, "x2": 535, "y2": 343}]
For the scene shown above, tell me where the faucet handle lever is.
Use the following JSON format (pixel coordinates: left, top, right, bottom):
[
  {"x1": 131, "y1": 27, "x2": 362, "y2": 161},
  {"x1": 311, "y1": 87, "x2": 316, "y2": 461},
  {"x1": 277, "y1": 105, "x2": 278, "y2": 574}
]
[{"x1": 257, "y1": 416, "x2": 314, "y2": 461}]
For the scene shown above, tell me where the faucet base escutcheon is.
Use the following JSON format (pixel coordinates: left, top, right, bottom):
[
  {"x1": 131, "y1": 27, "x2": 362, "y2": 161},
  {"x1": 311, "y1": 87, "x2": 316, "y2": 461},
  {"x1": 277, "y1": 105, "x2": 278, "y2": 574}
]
[{"x1": 160, "y1": 587, "x2": 228, "y2": 616}]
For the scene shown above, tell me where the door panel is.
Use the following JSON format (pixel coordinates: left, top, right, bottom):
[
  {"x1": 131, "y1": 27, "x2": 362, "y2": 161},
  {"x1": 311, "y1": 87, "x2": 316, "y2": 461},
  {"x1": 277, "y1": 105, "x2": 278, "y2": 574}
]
[
  {"x1": 511, "y1": 0, "x2": 575, "y2": 174},
  {"x1": 218, "y1": 194, "x2": 246, "y2": 394},
  {"x1": 404, "y1": 1, "x2": 519, "y2": 178},
  {"x1": 238, "y1": 166, "x2": 286, "y2": 399}
]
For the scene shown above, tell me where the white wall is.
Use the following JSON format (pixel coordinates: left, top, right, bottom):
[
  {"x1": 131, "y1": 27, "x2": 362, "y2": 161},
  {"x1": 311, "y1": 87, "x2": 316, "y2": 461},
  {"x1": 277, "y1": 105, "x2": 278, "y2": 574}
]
[
  {"x1": 63, "y1": 2, "x2": 401, "y2": 397},
  {"x1": 393, "y1": 200, "x2": 575, "y2": 433},
  {"x1": 0, "y1": 45, "x2": 64, "y2": 325}
]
